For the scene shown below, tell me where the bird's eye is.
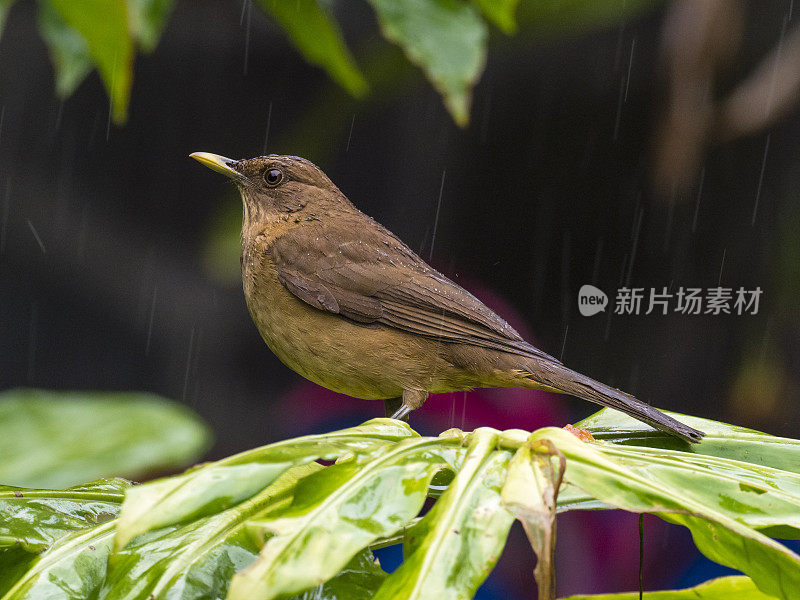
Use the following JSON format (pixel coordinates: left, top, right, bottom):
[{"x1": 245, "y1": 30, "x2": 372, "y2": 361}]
[{"x1": 264, "y1": 168, "x2": 283, "y2": 186}]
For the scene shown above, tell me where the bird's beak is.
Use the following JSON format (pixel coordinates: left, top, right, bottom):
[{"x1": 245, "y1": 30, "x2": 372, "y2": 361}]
[{"x1": 189, "y1": 152, "x2": 242, "y2": 180}]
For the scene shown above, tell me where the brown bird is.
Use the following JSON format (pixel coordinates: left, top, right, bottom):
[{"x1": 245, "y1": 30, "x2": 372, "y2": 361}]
[{"x1": 191, "y1": 152, "x2": 704, "y2": 443}]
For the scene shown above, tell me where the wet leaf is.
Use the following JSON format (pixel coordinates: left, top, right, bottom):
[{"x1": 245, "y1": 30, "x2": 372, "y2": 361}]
[
  {"x1": 373, "y1": 428, "x2": 514, "y2": 600},
  {"x1": 114, "y1": 419, "x2": 415, "y2": 550},
  {"x1": 576, "y1": 408, "x2": 800, "y2": 473},
  {"x1": 0, "y1": 389, "x2": 212, "y2": 489},
  {"x1": 0, "y1": 478, "x2": 129, "y2": 552},
  {"x1": 502, "y1": 438, "x2": 564, "y2": 600},
  {"x1": 228, "y1": 438, "x2": 454, "y2": 600},
  {"x1": 45, "y1": 0, "x2": 133, "y2": 123},
  {"x1": 255, "y1": 0, "x2": 367, "y2": 97},
  {"x1": 0, "y1": 521, "x2": 116, "y2": 600},
  {"x1": 559, "y1": 575, "x2": 776, "y2": 600},
  {"x1": 365, "y1": 0, "x2": 488, "y2": 127},
  {"x1": 532, "y1": 427, "x2": 800, "y2": 600}
]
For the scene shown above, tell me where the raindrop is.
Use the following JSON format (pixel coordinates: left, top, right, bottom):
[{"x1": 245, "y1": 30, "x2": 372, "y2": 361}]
[
  {"x1": 26, "y1": 219, "x2": 46, "y2": 254},
  {"x1": 346, "y1": 115, "x2": 355, "y2": 152},
  {"x1": 145, "y1": 287, "x2": 157, "y2": 355},
  {"x1": 752, "y1": 135, "x2": 770, "y2": 225},
  {"x1": 692, "y1": 167, "x2": 705, "y2": 233},
  {"x1": 624, "y1": 38, "x2": 636, "y2": 103},
  {"x1": 182, "y1": 326, "x2": 196, "y2": 402},
  {"x1": 718, "y1": 248, "x2": 726, "y2": 286},
  {"x1": 262, "y1": 101, "x2": 273, "y2": 154},
  {"x1": 428, "y1": 169, "x2": 446, "y2": 261},
  {"x1": 560, "y1": 324, "x2": 569, "y2": 361},
  {"x1": 625, "y1": 204, "x2": 643, "y2": 287},
  {"x1": 0, "y1": 179, "x2": 10, "y2": 255},
  {"x1": 243, "y1": 0, "x2": 253, "y2": 75}
]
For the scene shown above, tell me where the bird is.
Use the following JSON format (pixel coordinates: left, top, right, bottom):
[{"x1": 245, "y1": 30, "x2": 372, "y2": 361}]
[{"x1": 190, "y1": 152, "x2": 704, "y2": 443}]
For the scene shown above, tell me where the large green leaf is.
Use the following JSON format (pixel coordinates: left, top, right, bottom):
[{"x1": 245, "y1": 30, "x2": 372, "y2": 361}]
[
  {"x1": 576, "y1": 408, "x2": 800, "y2": 472},
  {"x1": 0, "y1": 389, "x2": 211, "y2": 489},
  {"x1": 0, "y1": 479, "x2": 129, "y2": 552},
  {"x1": 37, "y1": 1, "x2": 94, "y2": 100},
  {"x1": 0, "y1": 520, "x2": 117, "y2": 600},
  {"x1": 528, "y1": 427, "x2": 800, "y2": 600},
  {"x1": 228, "y1": 438, "x2": 456, "y2": 600},
  {"x1": 45, "y1": 0, "x2": 133, "y2": 123},
  {"x1": 560, "y1": 575, "x2": 776, "y2": 600},
  {"x1": 255, "y1": 0, "x2": 367, "y2": 97},
  {"x1": 114, "y1": 419, "x2": 415, "y2": 550},
  {"x1": 366, "y1": 0, "x2": 488, "y2": 127},
  {"x1": 373, "y1": 428, "x2": 514, "y2": 600},
  {"x1": 101, "y1": 464, "x2": 319, "y2": 600}
]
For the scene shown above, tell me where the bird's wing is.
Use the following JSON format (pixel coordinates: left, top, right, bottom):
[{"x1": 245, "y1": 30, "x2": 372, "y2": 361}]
[{"x1": 272, "y1": 218, "x2": 560, "y2": 363}]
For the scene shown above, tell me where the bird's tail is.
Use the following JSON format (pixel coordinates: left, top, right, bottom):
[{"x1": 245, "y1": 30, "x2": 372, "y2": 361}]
[{"x1": 521, "y1": 361, "x2": 704, "y2": 443}]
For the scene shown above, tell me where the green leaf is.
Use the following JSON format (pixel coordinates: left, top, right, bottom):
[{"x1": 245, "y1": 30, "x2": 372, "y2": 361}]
[
  {"x1": 516, "y1": 0, "x2": 659, "y2": 34},
  {"x1": 45, "y1": 0, "x2": 133, "y2": 123},
  {"x1": 0, "y1": 478, "x2": 129, "y2": 552},
  {"x1": 559, "y1": 575, "x2": 777, "y2": 600},
  {"x1": 502, "y1": 438, "x2": 564, "y2": 599},
  {"x1": 103, "y1": 462, "x2": 387, "y2": 600},
  {"x1": 473, "y1": 0, "x2": 519, "y2": 33},
  {"x1": 228, "y1": 438, "x2": 454, "y2": 600},
  {"x1": 254, "y1": 0, "x2": 367, "y2": 97},
  {"x1": 0, "y1": 0, "x2": 15, "y2": 40},
  {"x1": 365, "y1": 0, "x2": 488, "y2": 127},
  {"x1": 114, "y1": 419, "x2": 415, "y2": 550},
  {"x1": 531, "y1": 427, "x2": 800, "y2": 600},
  {"x1": 373, "y1": 428, "x2": 514, "y2": 600},
  {"x1": 101, "y1": 464, "x2": 319, "y2": 600},
  {"x1": 127, "y1": 0, "x2": 176, "y2": 53},
  {"x1": 0, "y1": 520, "x2": 116, "y2": 600},
  {"x1": 576, "y1": 408, "x2": 800, "y2": 473},
  {"x1": 37, "y1": 1, "x2": 94, "y2": 99},
  {"x1": 0, "y1": 389, "x2": 212, "y2": 489}
]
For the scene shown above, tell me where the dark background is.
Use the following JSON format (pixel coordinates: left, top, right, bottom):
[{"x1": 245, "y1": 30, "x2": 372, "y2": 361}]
[{"x1": 0, "y1": 0, "x2": 798, "y2": 596}]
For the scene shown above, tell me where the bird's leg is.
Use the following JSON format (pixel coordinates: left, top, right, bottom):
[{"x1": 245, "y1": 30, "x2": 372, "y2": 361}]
[
  {"x1": 384, "y1": 397, "x2": 405, "y2": 420},
  {"x1": 389, "y1": 388, "x2": 428, "y2": 421}
]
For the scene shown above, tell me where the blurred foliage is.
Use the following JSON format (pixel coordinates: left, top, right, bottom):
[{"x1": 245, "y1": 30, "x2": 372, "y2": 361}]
[
  {"x1": 560, "y1": 576, "x2": 778, "y2": 600},
  {"x1": 2, "y1": 410, "x2": 800, "y2": 599},
  {"x1": 0, "y1": 0, "x2": 662, "y2": 127},
  {"x1": 0, "y1": 389, "x2": 212, "y2": 489}
]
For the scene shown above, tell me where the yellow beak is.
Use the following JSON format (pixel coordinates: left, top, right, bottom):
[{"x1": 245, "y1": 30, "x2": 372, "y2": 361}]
[{"x1": 189, "y1": 152, "x2": 241, "y2": 179}]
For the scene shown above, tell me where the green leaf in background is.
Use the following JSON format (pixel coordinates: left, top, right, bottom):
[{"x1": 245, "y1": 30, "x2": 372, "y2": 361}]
[
  {"x1": 114, "y1": 418, "x2": 415, "y2": 550},
  {"x1": 473, "y1": 0, "x2": 520, "y2": 34},
  {"x1": 45, "y1": 0, "x2": 133, "y2": 123},
  {"x1": 373, "y1": 428, "x2": 514, "y2": 600},
  {"x1": 559, "y1": 575, "x2": 777, "y2": 600},
  {"x1": 0, "y1": 478, "x2": 129, "y2": 552},
  {"x1": 37, "y1": 1, "x2": 94, "y2": 100},
  {"x1": 366, "y1": 0, "x2": 488, "y2": 127},
  {"x1": 0, "y1": 0, "x2": 15, "y2": 40},
  {"x1": 516, "y1": 0, "x2": 659, "y2": 34},
  {"x1": 228, "y1": 437, "x2": 454, "y2": 600},
  {"x1": 126, "y1": 0, "x2": 175, "y2": 52},
  {"x1": 0, "y1": 388, "x2": 212, "y2": 489},
  {"x1": 529, "y1": 427, "x2": 800, "y2": 600},
  {"x1": 255, "y1": 0, "x2": 367, "y2": 97},
  {"x1": 576, "y1": 408, "x2": 800, "y2": 472}
]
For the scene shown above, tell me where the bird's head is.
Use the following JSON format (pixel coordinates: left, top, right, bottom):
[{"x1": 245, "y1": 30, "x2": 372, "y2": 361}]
[{"x1": 190, "y1": 152, "x2": 348, "y2": 225}]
